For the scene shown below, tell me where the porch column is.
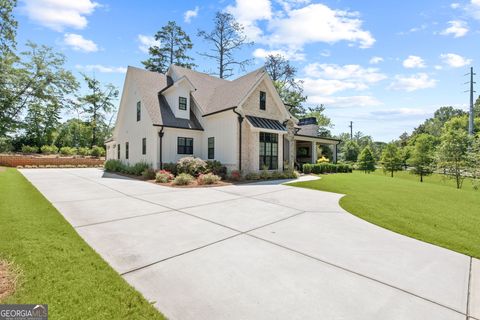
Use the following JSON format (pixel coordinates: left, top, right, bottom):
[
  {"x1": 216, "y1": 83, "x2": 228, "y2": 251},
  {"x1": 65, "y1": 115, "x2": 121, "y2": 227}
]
[
  {"x1": 311, "y1": 141, "x2": 317, "y2": 163},
  {"x1": 333, "y1": 144, "x2": 338, "y2": 164},
  {"x1": 286, "y1": 120, "x2": 296, "y2": 170}
]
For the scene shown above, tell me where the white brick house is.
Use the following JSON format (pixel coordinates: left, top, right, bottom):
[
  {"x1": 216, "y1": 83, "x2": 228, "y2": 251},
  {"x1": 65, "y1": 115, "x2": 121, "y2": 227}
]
[{"x1": 106, "y1": 65, "x2": 340, "y2": 172}]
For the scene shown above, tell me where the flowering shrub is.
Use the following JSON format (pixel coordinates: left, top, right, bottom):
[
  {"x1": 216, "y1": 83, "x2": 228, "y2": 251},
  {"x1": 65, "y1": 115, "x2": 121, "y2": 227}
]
[
  {"x1": 317, "y1": 156, "x2": 329, "y2": 163},
  {"x1": 229, "y1": 170, "x2": 242, "y2": 181},
  {"x1": 177, "y1": 156, "x2": 207, "y2": 176},
  {"x1": 173, "y1": 173, "x2": 194, "y2": 185},
  {"x1": 197, "y1": 173, "x2": 221, "y2": 185},
  {"x1": 155, "y1": 170, "x2": 174, "y2": 183}
]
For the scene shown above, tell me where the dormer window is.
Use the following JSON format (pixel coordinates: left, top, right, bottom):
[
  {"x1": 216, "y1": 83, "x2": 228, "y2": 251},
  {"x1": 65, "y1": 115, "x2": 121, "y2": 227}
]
[
  {"x1": 179, "y1": 97, "x2": 187, "y2": 110},
  {"x1": 260, "y1": 91, "x2": 266, "y2": 110},
  {"x1": 136, "y1": 101, "x2": 141, "y2": 121}
]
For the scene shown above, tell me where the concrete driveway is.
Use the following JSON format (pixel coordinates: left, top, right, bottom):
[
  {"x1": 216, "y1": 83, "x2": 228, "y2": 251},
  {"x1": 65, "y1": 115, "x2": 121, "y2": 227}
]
[{"x1": 20, "y1": 168, "x2": 478, "y2": 320}]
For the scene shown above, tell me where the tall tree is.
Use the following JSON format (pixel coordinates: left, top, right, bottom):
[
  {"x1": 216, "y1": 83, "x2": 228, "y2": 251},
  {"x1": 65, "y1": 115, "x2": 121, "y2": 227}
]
[
  {"x1": 0, "y1": 0, "x2": 17, "y2": 55},
  {"x1": 409, "y1": 134, "x2": 436, "y2": 182},
  {"x1": 198, "y1": 11, "x2": 253, "y2": 79},
  {"x1": 142, "y1": 21, "x2": 195, "y2": 74},
  {"x1": 3, "y1": 42, "x2": 78, "y2": 140},
  {"x1": 436, "y1": 117, "x2": 471, "y2": 189},
  {"x1": 467, "y1": 134, "x2": 480, "y2": 189},
  {"x1": 264, "y1": 54, "x2": 307, "y2": 117},
  {"x1": 78, "y1": 75, "x2": 118, "y2": 147},
  {"x1": 342, "y1": 139, "x2": 360, "y2": 162},
  {"x1": 358, "y1": 146, "x2": 376, "y2": 173},
  {"x1": 381, "y1": 143, "x2": 402, "y2": 177}
]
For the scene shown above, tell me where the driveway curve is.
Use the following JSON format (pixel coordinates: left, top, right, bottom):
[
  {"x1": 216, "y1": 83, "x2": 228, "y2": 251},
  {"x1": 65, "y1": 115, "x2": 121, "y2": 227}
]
[{"x1": 20, "y1": 168, "x2": 477, "y2": 320}]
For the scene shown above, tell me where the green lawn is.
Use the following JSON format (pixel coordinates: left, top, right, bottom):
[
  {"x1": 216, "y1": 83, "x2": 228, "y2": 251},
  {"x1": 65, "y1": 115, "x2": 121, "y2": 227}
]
[
  {"x1": 0, "y1": 168, "x2": 165, "y2": 320},
  {"x1": 290, "y1": 170, "x2": 480, "y2": 258}
]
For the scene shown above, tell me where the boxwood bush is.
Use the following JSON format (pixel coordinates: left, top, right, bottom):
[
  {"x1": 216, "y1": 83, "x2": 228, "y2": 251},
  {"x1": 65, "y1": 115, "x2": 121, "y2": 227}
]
[
  {"x1": 60, "y1": 146, "x2": 77, "y2": 156},
  {"x1": 302, "y1": 163, "x2": 352, "y2": 174},
  {"x1": 21, "y1": 145, "x2": 39, "y2": 154},
  {"x1": 40, "y1": 145, "x2": 58, "y2": 154}
]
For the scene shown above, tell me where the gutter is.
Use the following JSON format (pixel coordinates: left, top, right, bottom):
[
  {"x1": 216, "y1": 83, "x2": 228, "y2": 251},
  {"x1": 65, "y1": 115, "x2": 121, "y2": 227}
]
[
  {"x1": 232, "y1": 107, "x2": 244, "y2": 171},
  {"x1": 203, "y1": 106, "x2": 237, "y2": 117},
  {"x1": 158, "y1": 126, "x2": 164, "y2": 170}
]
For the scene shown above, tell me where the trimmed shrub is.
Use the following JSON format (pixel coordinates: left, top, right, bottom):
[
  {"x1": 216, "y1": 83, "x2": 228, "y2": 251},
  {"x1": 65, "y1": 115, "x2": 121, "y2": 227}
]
[
  {"x1": 40, "y1": 145, "x2": 58, "y2": 154},
  {"x1": 302, "y1": 163, "x2": 312, "y2": 174},
  {"x1": 141, "y1": 168, "x2": 156, "y2": 180},
  {"x1": 177, "y1": 157, "x2": 207, "y2": 176},
  {"x1": 197, "y1": 173, "x2": 221, "y2": 185},
  {"x1": 21, "y1": 145, "x2": 39, "y2": 154},
  {"x1": 162, "y1": 163, "x2": 178, "y2": 176},
  {"x1": 155, "y1": 170, "x2": 174, "y2": 183},
  {"x1": 77, "y1": 147, "x2": 91, "y2": 156},
  {"x1": 60, "y1": 146, "x2": 77, "y2": 156},
  {"x1": 173, "y1": 173, "x2": 194, "y2": 185},
  {"x1": 283, "y1": 169, "x2": 300, "y2": 179},
  {"x1": 124, "y1": 162, "x2": 150, "y2": 176},
  {"x1": 206, "y1": 160, "x2": 227, "y2": 179},
  {"x1": 90, "y1": 145, "x2": 105, "y2": 158},
  {"x1": 244, "y1": 172, "x2": 261, "y2": 180},
  {"x1": 104, "y1": 159, "x2": 124, "y2": 172}
]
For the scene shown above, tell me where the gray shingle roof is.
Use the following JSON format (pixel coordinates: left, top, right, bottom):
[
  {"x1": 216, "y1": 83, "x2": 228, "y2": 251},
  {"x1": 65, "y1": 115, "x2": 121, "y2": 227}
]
[{"x1": 125, "y1": 65, "x2": 268, "y2": 128}]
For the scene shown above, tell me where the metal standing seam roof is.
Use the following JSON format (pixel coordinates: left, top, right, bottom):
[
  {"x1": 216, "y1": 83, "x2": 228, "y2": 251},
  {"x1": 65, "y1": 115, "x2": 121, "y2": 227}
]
[{"x1": 246, "y1": 115, "x2": 287, "y2": 131}]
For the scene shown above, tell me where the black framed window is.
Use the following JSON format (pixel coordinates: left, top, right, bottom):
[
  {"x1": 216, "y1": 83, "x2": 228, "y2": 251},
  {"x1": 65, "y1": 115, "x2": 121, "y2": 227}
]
[
  {"x1": 136, "y1": 101, "x2": 141, "y2": 121},
  {"x1": 208, "y1": 137, "x2": 214, "y2": 159},
  {"x1": 125, "y1": 142, "x2": 129, "y2": 159},
  {"x1": 259, "y1": 91, "x2": 266, "y2": 110},
  {"x1": 142, "y1": 138, "x2": 146, "y2": 155},
  {"x1": 179, "y1": 97, "x2": 187, "y2": 110},
  {"x1": 177, "y1": 137, "x2": 193, "y2": 154},
  {"x1": 259, "y1": 132, "x2": 278, "y2": 170},
  {"x1": 117, "y1": 144, "x2": 120, "y2": 159}
]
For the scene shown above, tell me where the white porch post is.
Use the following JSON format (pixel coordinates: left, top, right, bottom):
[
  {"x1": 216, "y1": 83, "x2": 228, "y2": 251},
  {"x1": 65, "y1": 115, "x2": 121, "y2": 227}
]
[
  {"x1": 333, "y1": 144, "x2": 338, "y2": 163},
  {"x1": 286, "y1": 120, "x2": 296, "y2": 170},
  {"x1": 311, "y1": 141, "x2": 317, "y2": 163}
]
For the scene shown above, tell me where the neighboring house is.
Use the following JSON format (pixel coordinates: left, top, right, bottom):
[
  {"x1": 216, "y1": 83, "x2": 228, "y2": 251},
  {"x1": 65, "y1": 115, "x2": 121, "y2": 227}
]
[{"x1": 106, "y1": 65, "x2": 340, "y2": 172}]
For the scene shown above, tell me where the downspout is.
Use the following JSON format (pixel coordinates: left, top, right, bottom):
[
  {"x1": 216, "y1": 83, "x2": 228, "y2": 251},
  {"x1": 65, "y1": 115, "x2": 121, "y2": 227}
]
[
  {"x1": 334, "y1": 143, "x2": 338, "y2": 164},
  {"x1": 232, "y1": 107, "x2": 244, "y2": 171},
  {"x1": 158, "y1": 126, "x2": 164, "y2": 170}
]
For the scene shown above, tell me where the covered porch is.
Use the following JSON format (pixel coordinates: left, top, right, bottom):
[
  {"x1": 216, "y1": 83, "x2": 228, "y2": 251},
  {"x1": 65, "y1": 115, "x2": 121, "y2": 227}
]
[{"x1": 284, "y1": 134, "x2": 341, "y2": 170}]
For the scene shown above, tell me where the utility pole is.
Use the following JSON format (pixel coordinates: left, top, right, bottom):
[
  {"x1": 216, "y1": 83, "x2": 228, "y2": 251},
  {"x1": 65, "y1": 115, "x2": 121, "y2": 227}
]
[
  {"x1": 349, "y1": 121, "x2": 353, "y2": 139},
  {"x1": 465, "y1": 67, "x2": 476, "y2": 135}
]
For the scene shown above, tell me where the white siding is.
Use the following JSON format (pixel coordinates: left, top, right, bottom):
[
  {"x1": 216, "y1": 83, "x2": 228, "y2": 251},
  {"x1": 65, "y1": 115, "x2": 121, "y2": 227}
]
[
  {"x1": 115, "y1": 79, "x2": 158, "y2": 168},
  {"x1": 161, "y1": 128, "x2": 204, "y2": 164},
  {"x1": 202, "y1": 111, "x2": 238, "y2": 169},
  {"x1": 164, "y1": 83, "x2": 191, "y2": 120}
]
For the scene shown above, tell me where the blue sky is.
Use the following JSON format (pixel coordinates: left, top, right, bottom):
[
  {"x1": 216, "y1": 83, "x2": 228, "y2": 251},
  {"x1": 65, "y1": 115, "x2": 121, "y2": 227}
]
[{"x1": 14, "y1": 0, "x2": 480, "y2": 141}]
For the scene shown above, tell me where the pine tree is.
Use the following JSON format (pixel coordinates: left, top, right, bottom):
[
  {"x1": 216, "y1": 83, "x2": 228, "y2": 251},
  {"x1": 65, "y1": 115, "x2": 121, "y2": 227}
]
[
  {"x1": 358, "y1": 146, "x2": 376, "y2": 173},
  {"x1": 142, "y1": 21, "x2": 195, "y2": 74}
]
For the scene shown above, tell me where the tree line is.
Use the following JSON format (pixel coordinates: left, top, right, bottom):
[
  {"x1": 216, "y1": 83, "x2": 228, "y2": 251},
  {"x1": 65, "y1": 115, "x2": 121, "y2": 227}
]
[
  {"x1": 0, "y1": 0, "x2": 118, "y2": 154},
  {"x1": 335, "y1": 103, "x2": 480, "y2": 189}
]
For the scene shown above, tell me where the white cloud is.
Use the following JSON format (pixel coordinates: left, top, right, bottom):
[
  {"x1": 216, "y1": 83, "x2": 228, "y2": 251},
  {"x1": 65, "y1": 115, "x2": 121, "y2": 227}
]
[
  {"x1": 303, "y1": 78, "x2": 362, "y2": 96},
  {"x1": 253, "y1": 48, "x2": 305, "y2": 61},
  {"x1": 308, "y1": 95, "x2": 382, "y2": 107},
  {"x1": 440, "y1": 20, "x2": 469, "y2": 38},
  {"x1": 138, "y1": 34, "x2": 159, "y2": 53},
  {"x1": 22, "y1": 0, "x2": 98, "y2": 31},
  {"x1": 389, "y1": 73, "x2": 437, "y2": 92},
  {"x1": 75, "y1": 64, "x2": 127, "y2": 73},
  {"x1": 226, "y1": 0, "x2": 272, "y2": 41},
  {"x1": 440, "y1": 53, "x2": 472, "y2": 67},
  {"x1": 434, "y1": 65, "x2": 443, "y2": 70},
  {"x1": 63, "y1": 33, "x2": 98, "y2": 52},
  {"x1": 369, "y1": 56, "x2": 383, "y2": 64},
  {"x1": 304, "y1": 63, "x2": 387, "y2": 83},
  {"x1": 184, "y1": 6, "x2": 199, "y2": 23},
  {"x1": 451, "y1": 3, "x2": 460, "y2": 9},
  {"x1": 267, "y1": 3, "x2": 375, "y2": 48},
  {"x1": 467, "y1": 0, "x2": 480, "y2": 20},
  {"x1": 402, "y1": 55, "x2": 426, "y2": 69}
]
